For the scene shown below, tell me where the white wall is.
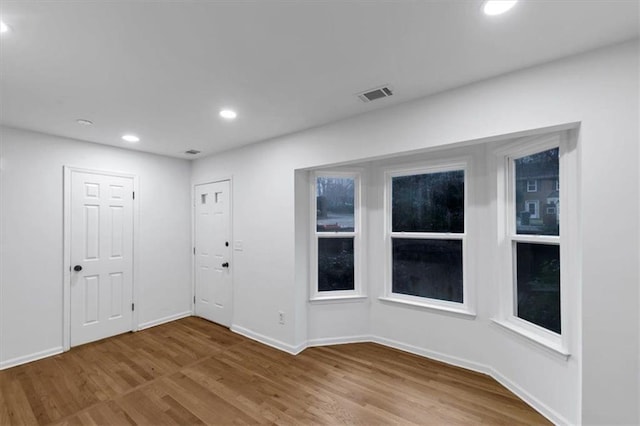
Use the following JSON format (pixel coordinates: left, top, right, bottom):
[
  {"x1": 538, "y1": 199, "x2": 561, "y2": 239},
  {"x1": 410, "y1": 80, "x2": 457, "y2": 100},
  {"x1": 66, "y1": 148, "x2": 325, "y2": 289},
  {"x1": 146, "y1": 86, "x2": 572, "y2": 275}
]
[
  {"x1": 0, "y1": 127, "x2": 193, "y2": 367},
  {"x1": 192, "y1": 40, "x2": 639, "y2": 425}
]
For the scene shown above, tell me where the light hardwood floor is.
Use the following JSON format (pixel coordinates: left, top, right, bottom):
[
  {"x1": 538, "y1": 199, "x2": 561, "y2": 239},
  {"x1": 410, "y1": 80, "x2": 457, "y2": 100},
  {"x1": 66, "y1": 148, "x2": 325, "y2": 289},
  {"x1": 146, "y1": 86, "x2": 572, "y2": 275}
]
[{"x1": 0, "y1": 317, "x2": 550, "y2": 425}]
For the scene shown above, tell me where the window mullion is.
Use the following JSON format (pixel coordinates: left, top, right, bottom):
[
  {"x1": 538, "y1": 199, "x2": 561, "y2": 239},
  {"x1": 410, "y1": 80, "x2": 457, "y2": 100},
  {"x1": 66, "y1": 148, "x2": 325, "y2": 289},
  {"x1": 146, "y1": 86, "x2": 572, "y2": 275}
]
[
  {"x1": 316, "y1": 232, "x2": 356, "y2": 238},
  {"x1": 391, "y1": 232, "x2": 465, "y2": 240},
  {"x1": 510, "y1": 234, "x2": 560, "y2": 245}
]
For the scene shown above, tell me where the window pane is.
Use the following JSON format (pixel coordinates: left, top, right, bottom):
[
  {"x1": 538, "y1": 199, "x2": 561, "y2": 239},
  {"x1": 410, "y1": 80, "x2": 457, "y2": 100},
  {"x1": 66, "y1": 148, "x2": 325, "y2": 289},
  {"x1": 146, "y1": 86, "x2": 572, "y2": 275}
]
[
  {"x1": 515, "y1": 148, "x2": 559, "y2": 235},
  {"x1": 516, "y1": 243, "x2": 561, "y2": 334},
  {"x1": 392, "y1": 170, "x2": 464, "y2": 233},
  {"x1": 316, "y1": 177, "x2": 354, "y2": 232},
  {"x1": 318, "y1": 238, "x2": 354, "y2": 291},
  {"x1": 392, "y1": 238, "x2": 463, "y2": 302}
]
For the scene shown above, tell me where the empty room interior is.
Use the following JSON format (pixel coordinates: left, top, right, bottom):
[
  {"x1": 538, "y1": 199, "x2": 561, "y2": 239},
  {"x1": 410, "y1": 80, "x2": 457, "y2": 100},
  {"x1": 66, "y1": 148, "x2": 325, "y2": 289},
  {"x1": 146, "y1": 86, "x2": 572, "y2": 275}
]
[{"x1": 0, "y1": 1, "x2": 639, "y2": 425}]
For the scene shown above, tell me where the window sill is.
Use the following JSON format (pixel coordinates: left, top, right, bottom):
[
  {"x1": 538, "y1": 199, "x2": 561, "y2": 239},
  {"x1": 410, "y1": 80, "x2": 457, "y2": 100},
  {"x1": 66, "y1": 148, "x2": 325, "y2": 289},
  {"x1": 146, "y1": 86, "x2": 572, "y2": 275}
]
[
  {"x1": 378, "y1": 296, "x2": 476, "y2": 319},
  {"x1": 491, "y1": 318, "x2": 570, "y2": 359},
  {"x1": 309, "y1": 295, "x2": 368, "y2": 304}
]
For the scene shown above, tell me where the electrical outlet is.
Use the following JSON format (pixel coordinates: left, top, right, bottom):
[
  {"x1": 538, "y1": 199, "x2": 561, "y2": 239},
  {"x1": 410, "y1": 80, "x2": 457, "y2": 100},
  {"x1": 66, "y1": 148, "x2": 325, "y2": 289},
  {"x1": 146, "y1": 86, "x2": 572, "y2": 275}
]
[{"x1": 278, "y1": 311, "x2": 285, "y2": 325}]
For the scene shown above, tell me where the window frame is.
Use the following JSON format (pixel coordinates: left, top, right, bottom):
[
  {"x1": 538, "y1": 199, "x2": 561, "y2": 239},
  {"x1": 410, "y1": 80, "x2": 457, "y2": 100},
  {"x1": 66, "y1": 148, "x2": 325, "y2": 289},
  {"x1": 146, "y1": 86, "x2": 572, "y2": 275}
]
[
  {"x1": 381, "y1": 159, "x2": 475, "y2": 317},
  {"x1": 310, "y1": 170, "x2": 364, "y2": 301},
  {"x1": 526, "y1": 179, "x2": 538, "y2": 192},
  {"x1": 494, "y1": 132, "x2": 572, "y2": 357}
]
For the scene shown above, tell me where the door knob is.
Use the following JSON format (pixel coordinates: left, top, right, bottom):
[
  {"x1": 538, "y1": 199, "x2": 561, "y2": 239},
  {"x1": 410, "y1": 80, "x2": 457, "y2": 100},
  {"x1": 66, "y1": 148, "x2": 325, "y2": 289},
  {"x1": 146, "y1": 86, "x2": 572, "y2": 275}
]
[
  {"x1": 221, "y1": 262, "x2": 229, "y2": 268},
  {"x1": 73, "y1": 265, "x2": 83, "y2": 272}
]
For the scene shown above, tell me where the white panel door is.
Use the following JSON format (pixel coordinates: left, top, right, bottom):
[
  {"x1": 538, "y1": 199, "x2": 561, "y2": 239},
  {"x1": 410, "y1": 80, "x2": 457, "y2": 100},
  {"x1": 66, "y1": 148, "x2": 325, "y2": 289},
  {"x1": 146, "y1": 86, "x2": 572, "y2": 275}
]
[
  {"x1": 70, "y1": 171, "x2": 134, "y2": 346},
  {"x1": 195, "y1": 181, "x2": 232, "y2": 327}
]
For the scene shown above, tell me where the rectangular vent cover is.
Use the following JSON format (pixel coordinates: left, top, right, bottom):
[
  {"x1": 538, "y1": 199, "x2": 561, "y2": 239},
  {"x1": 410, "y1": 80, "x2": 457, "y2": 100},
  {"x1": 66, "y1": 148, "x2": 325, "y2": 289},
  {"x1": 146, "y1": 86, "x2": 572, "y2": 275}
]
[
  {"x1": 185, "y1": 149, "x2": 201, "y2": 155},
  {"x1": 358, "y1": 86, "x2": 393, "y2": 102}
]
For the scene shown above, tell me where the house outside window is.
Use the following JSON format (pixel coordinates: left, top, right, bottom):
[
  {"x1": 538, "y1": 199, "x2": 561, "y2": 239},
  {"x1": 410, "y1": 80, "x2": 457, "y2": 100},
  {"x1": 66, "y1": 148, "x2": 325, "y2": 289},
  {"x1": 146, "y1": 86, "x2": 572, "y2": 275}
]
[{"x1": 517, "y1": 152, "x2": 560, "y2": 235}]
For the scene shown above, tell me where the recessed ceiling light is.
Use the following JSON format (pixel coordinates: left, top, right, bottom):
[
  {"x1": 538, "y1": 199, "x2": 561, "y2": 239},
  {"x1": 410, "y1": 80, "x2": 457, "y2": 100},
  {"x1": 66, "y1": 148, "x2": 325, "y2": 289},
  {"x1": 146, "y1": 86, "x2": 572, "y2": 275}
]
[
  {"x1": 483, "y1": 0, "x2": 518, "y2": 16},
  {"x1": 122, "y1": 134, "x2": 140, "y2": 143},
  {"x1": 76, "y1": 119, "x2": 94, "y2": 126},
  {"x1": 0, "y1": 21, "x2": 10, "y2": 34},
  {"x1": 219, "y1": 109, "x2": 237, "y2": 120}
]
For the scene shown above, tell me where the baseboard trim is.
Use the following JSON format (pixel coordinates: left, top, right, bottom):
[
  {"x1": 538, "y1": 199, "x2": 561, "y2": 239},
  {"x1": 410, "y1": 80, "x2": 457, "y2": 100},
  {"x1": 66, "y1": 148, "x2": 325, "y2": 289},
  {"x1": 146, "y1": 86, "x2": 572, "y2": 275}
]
[
  {"x1": 0, "y1": 346, "x2": 64, "y2": 370},
  {"x1": 230, "y1": 325, "x2": 306, "y2": 355},
  {"x1": 490, "y1": 368, "x2": 569, "y2": 426},
  {"x1": 307, "y1": 335, "x2": 372, "y2": 348},
  {"x1": 138, "y1": 311, "x2": 192, "y2": 331},
  {"x1": 371, "y1": 336, "x2": 492, "y2": 376}
]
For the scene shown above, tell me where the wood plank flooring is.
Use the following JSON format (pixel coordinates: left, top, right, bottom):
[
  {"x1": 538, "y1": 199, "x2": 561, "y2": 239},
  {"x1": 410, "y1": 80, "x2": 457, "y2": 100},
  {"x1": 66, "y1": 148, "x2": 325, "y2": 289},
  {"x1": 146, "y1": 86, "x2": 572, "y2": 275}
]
[{"x1": 0, "y1": 317, "x2": 550, "y2": 425}]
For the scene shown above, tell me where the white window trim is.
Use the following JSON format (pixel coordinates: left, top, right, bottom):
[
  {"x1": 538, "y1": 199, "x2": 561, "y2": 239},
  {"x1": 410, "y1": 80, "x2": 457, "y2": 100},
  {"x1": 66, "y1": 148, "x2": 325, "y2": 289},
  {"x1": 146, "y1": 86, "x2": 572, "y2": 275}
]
[
  {"x1": 527, "y1": 179, "x2": 538, "y2": 192},
  {"x1": 381, "y1": 159, "x2": 475, "y2": 317},
  {"x1": 494, "y1": 132, "x2": 575, "y2": 358},
  {"x1": 310, "y1": 170, "x2": 364, "y2": 301}
]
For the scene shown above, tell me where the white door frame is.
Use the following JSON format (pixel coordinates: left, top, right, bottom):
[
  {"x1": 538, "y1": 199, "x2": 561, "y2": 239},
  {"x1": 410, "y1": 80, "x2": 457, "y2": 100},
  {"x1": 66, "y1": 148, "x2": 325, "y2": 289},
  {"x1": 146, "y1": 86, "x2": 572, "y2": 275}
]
[
  {"x1": 62, "y1": 166, "x2": 140, "y2": 351},
  {"x1": 192, "y1": 177, "x2": 233, "y2": 324}
]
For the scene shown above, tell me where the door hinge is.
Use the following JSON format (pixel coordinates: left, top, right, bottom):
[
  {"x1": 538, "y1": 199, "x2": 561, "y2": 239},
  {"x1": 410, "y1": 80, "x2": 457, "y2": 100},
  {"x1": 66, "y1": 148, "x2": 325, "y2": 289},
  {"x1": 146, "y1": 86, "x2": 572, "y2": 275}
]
[
  {"x1": 132, "y1": 191, "x2": 135, "y2": 200},
  {"x1": 131, "y1": 303, "x2": 135, "y2": 311},
  {"x1": 193, "y1": 296, "x2": 196, "y2": 304},
  {"x1": 193, "y1": 247, "x2": 196, "y2": 255}
]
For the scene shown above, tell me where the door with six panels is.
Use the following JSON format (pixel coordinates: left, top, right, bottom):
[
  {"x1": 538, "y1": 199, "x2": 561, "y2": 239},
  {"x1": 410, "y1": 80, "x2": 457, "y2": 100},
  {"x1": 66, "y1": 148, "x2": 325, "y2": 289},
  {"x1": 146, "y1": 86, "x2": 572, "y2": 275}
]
[{"x1": 70, "y1": 170, "x2": 134, "y2": 347}]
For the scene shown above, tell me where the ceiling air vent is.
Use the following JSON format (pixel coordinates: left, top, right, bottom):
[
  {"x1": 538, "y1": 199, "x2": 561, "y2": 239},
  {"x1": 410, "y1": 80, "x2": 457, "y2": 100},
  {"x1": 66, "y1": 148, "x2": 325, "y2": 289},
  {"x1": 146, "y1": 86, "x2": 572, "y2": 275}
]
[
  {"x1": 185, "y1": 149, "x2": 201, "y2": 155},
  {"x1": 357, "y1": 85, "x2": 393, "y2": 103}
]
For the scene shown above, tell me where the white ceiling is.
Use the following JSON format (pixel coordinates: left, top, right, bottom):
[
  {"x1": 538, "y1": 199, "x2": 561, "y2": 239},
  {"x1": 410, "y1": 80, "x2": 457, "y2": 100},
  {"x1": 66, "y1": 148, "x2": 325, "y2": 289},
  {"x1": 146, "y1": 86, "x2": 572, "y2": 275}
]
[{"x1": 0, "y1": 1, "x2": 638, "y2": 159}]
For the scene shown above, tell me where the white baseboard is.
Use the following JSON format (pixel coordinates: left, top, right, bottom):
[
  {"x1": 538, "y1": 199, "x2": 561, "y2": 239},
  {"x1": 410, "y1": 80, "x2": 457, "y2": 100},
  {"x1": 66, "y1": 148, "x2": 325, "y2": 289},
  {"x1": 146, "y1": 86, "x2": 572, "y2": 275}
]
[
  {"x1": 0, "y1": 346, "x2": 64, "y2": 370},
  {"x1": 371, "y1": 335, "x2": 492, "y2": 376},
  {"x1": 307, "y1": 335, "x2": 372, "y2": 348},
  {"x1": 138, "y1": 311, "x2": 192, "y2": 331},
  {"x1": 230, "y1": 325, "x2": 306, "y2": 355},
  {"x1": 490, "y1": 368, "x2": 569, "y2": 425}
]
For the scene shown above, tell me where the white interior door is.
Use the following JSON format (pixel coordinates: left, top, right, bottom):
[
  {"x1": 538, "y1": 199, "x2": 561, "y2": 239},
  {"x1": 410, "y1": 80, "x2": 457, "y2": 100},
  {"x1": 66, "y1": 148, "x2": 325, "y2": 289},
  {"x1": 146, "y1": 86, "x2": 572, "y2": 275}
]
[
  {"x1": 194, "y1": 180, "x2": 232, "y2": 327},
  {"x1": 70, "y1": 170, "x2": 134, "y2": 347}
]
